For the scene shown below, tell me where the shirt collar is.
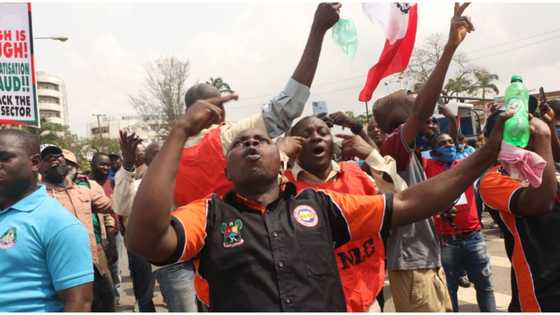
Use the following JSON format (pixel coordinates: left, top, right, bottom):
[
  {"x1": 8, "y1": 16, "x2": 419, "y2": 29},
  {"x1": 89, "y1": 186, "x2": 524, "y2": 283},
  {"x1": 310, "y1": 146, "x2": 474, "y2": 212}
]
[
  {"x1": 290, "y1": 160, "x2": 341, "y2": 183},
  {"x1": 224, "y1": 182, "x2": 297, "y2": 214},
  {"x1": 42, "y1": 178, "x2": 76, "y2": 192},
  {"x1": 3, "y1": 185, "x2": 47, "y2": 213}
]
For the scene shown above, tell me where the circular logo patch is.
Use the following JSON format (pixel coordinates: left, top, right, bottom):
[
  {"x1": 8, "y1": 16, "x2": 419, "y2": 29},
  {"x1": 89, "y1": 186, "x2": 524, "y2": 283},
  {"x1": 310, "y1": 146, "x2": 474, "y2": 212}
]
[{"x1": 293, "y1": 205, "x2": 319, "y2": 227}]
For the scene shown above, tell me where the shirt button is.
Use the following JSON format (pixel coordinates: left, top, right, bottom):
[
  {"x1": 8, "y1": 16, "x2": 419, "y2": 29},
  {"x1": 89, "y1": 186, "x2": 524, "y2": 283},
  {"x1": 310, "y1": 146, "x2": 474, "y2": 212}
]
[
  {"x1": 272, "y1": 231, "x2": 279, "y2": 238},
  {"x1": 285, "y1": 297, "x2": 293, "y2": 304},
  {"x1": 278, "y1": 261, "x2": 285, "y2": 268}
]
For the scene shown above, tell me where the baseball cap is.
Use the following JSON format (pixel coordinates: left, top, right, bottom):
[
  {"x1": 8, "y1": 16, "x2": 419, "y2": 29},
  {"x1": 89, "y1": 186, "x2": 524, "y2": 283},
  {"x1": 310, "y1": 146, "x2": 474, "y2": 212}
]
[
  {"x1": 62, "y1": 149, "x2": 78, "y2": 166},
  {"x1": 40, "y1": 145, "x2": 62, "y2": 160}
]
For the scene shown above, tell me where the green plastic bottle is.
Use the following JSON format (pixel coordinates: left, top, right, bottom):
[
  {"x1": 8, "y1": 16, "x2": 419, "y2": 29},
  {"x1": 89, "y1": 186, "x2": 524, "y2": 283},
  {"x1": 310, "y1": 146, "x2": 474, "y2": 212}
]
[{"x1": 503, "y1": 75, "x2": 530, "y2": 147}]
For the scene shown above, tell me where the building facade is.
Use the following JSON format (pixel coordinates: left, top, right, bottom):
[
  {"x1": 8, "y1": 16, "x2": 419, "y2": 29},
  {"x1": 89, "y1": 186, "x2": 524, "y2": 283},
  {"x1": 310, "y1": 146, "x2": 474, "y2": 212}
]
[
  {"x1": 87, "y1": 114, "x2": 158, "y2": 141},
  {"x1": 37, "y1": 71, "x2": 69, "y2": 126}
]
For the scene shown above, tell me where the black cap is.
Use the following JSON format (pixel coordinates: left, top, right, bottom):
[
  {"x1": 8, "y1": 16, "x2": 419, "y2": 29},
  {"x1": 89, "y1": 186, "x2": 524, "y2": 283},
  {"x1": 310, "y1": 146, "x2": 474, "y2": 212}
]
[{"x1": 40, "y1": 145, "x2": 62, "y2": 160}]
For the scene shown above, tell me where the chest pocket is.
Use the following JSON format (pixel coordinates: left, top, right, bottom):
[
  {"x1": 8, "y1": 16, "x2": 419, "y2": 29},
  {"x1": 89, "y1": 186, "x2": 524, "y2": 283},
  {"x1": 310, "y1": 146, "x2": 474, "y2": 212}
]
[
  {"x1": 293, "y1": 208, "x2": 335, "y2": 277},
  {"x1": 69, "y1": 193, "x2": 93, "y2": 226}
]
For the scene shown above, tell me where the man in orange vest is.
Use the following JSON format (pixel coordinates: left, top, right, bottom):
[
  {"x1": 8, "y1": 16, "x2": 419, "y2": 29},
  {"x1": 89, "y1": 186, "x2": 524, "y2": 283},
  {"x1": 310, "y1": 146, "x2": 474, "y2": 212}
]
[
  {"x1": 171, "y1": 3, "x2": 342, "y2": 309},
  {"x1": 285, "y1": 115, "x2": 406, "y2": 311},
  {"x1": 124, "y1": 93, "x2": 511, "y2": 311},
  {"x1": 175, "y1": 2, "x2": 342, "y2": 207}
]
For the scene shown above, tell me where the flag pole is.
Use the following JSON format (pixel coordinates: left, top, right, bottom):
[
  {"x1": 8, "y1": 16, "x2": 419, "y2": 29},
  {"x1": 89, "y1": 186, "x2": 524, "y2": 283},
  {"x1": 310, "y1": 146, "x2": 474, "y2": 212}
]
[{"x1": 365, "y1": 102, "x2": 370, "y2": 123}]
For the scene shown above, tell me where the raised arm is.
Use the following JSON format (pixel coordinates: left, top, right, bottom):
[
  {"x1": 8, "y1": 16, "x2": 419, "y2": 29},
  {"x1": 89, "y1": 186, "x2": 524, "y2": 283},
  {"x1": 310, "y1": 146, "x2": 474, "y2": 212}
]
[
  {"x1": 126, "y1": 95, "x2": 235, "y2": 262},
  {"x1": 439, "y1": 104, "x2": 458, "y2": 142},
  {"x1": 540, "y1": 102, "x2": 560, "y2": 163},
  {"x1": 392, "y1": 111, "x2": 508, "y2": 226},
  {"x1": 292, "y1": 3, "x2": 340, "y2": 86},
  {"x1": 511, "y1": 117, "x2": 557, "y2": 216},
  {"x1": 259, "y1": 3, "x2": 340, "y2": 138},
  {"x1": 401, "y1": 3, "x2": 474, "y2": 146},
  {"x1": 112, "y1": 131, "x2": 142, "y2": 217}
]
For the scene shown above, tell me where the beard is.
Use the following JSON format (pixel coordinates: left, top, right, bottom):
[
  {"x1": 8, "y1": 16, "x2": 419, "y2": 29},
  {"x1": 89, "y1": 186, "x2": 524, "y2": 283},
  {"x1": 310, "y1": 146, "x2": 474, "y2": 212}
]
[
  {"x1": 45, "y1": 165, "x2": 68, "y2": 184},
  {"x1": 0, "y1": 177, "x2": 33, "y2": 199}
]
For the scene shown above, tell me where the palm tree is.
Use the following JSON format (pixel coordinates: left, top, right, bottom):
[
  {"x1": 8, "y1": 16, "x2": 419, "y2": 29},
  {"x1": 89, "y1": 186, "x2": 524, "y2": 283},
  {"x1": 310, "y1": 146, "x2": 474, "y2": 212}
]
[
  {"x1": 444, "y1": 74, "x2": 472, "y2": 98},
  {"x1": 469, "y1": 68, "x2": 499, "y2": 101},
  {"x1": 206, "y1": 77, "x2": 234, "y2": 94}
]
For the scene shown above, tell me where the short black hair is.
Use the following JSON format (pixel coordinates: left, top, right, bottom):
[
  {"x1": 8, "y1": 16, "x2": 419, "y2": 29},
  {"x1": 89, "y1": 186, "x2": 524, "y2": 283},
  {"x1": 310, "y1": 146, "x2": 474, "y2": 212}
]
[
  {"x1": 457, "y1": 133, "x2": 465, "y2": 141},
  {"x1": 184, "y1": 83, "x2": 219, "y2": 109},
  {"x1": 0, "y1": 129, "x2": 39, "y2": 155},
  {"x1": 548, "y1": 99, "x2": 560, "y2": 115},
  {"x1": 92, "y1": 152, "x2": 110, "y2": 165},
  {"x1": 483, "y1": 110, "x2": 504, "y2": 138},
  {"x1": 108, "y1": 154, "x2": 121, "y2": 161},
  {"x1": 467, "y1": 139, "x2": 478, "y2": 148}
]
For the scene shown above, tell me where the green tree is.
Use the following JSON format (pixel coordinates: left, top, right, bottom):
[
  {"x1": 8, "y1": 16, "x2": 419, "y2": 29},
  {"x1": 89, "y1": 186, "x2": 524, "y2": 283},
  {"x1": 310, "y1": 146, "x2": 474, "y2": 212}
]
[
  {"x1": 23, "y1": 118, "x2": 77, "y2": 151},
  {"x1": 405, "y1": 33, "x2": 472, "y2": 93},
  {"x1": 443, "y1": 73, "x2": 472, "y2": 97},
  {"x1": 131, "y1": 56, "x2": 190, "y2": 138},
  {"x1": 469, "y1": 68, "x2": 500, "y2": 101},
  {"x1": 206, "y1": 77, "x2": 234, "y2": 93}
]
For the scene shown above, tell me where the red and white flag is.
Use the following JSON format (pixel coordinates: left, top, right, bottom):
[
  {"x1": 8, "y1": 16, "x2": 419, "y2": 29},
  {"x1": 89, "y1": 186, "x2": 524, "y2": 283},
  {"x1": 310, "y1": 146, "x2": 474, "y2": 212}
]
[{"x1": 359, "y1": 3, "x2": 418, "y2": 102}]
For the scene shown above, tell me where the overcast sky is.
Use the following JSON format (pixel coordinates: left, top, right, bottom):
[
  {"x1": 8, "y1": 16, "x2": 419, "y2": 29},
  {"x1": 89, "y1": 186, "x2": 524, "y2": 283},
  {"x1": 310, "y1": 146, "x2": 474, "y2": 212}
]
[{"x1": 31, "y1": 1, "x2": 560, "y2": 137}]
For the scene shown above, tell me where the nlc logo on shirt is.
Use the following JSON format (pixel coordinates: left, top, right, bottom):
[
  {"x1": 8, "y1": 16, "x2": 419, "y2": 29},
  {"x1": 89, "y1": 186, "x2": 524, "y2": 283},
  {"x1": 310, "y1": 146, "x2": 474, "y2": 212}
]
[{"x1": 0, "y1": 227, "x2": 17, "y2": 249}]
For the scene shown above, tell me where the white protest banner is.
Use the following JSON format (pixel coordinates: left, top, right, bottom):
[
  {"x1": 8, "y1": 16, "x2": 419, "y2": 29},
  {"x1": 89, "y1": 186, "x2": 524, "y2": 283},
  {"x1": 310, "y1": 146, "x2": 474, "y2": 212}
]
[{"x1": 0, "y1": 3, "x2": 38, "y2": 127}]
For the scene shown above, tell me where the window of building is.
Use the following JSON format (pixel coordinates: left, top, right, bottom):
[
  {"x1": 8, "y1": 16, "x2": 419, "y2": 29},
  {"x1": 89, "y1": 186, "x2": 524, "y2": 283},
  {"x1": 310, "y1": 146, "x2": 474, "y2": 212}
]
[
  {"x1": 38, "y1": 82, "x2": 60, "y2": 91},
  {"x1": 40, "y1": 110, "x2": 60, "y2": 118},
  {"x1": 38, "y1": 95, "x2": 60, "y2": 104}
]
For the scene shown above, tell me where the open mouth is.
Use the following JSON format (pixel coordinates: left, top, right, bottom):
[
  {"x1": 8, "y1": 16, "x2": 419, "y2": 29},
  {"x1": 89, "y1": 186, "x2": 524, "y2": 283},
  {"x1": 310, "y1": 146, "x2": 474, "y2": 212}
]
[
  {"x1": 246, "y1": 153, "x2": 261, "y2": 161},
  {"x1": 244, "y1": 147, "x2": 262, "y2": 161},
  {"x1": 311, "y1": 146, "x2": 326, "y2": 157}
]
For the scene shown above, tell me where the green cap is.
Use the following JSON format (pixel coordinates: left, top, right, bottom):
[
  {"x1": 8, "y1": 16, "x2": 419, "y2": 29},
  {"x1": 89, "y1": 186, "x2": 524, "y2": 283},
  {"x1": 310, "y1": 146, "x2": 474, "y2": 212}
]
[{"x1": 511, "y1": 75, "x2": 523, "y2": 83}]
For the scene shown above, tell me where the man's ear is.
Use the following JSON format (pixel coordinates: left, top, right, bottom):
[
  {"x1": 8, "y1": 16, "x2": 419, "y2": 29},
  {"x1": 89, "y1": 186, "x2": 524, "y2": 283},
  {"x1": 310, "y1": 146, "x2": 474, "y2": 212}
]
[{"x1": 30, "y1": 154, "x2": 41, "y2": 173}]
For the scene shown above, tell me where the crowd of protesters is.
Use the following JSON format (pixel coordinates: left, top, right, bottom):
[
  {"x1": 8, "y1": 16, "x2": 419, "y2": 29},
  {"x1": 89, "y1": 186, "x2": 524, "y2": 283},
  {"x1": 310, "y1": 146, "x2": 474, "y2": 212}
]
[{"x1": 2, "y1": 2, "x2": 560, "y2": 313}]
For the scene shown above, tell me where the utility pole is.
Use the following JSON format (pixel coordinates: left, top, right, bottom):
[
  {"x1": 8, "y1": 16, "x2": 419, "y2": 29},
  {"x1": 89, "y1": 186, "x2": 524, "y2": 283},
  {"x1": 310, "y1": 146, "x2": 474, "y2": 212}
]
[{"x1": 92, "y1": 114, "x2": 106, "y2": 139}]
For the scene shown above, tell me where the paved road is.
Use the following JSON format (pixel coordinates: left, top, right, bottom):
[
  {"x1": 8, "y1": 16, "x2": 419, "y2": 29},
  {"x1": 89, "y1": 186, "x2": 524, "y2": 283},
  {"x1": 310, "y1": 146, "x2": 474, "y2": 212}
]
[
  {"x1": 382, "y1": 212, "x2": 512, "y2": 312},
  {"x1": 114, "y1": 212, "x2": 511, "y2": 312}
]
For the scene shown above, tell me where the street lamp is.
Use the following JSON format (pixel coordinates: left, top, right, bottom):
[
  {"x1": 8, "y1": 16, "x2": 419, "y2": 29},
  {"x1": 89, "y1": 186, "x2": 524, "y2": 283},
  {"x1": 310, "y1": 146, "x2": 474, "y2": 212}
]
[{"x1": 34, "y1": 36, "x2": 69, "y2": 42}]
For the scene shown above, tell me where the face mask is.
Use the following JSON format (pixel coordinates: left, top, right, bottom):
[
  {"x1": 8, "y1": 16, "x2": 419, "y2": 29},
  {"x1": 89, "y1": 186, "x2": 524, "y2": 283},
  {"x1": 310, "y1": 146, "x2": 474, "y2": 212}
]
[
  {"x1": 434, "y1": 146, "x2": 457, "y2": 163},
  {"x1": 45, "y1": 165, "x2": 67, "y2": 184}
]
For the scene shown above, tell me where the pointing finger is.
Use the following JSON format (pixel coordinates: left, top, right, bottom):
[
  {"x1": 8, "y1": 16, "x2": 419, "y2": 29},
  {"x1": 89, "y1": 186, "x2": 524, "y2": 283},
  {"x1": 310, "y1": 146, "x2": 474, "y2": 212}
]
[{"x1": 206, "y1": 94, "x2": 239, "y2": 106}]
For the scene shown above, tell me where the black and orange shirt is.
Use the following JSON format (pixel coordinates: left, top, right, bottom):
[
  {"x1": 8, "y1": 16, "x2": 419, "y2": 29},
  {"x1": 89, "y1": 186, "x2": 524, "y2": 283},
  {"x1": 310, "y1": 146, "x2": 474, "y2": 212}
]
[
  {"x1": 165, "y1": 184, "x2": 392, "y2": 312},
  {"x1": 480, "y1": 166, "x2": 560, "y2": 312}
]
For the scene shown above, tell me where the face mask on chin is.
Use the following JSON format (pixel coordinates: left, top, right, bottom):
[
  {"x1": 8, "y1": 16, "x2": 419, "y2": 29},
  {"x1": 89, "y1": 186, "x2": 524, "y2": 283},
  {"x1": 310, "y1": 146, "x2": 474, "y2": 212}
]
[{"x1": 45, "y1": 165, "x2": 67, "y2": 184}]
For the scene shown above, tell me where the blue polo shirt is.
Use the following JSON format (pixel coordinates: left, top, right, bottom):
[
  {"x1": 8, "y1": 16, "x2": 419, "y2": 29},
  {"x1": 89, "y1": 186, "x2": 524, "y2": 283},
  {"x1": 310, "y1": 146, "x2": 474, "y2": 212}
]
[{"x1": 0, "y1": 185, "x2": 94, "y2": 312}]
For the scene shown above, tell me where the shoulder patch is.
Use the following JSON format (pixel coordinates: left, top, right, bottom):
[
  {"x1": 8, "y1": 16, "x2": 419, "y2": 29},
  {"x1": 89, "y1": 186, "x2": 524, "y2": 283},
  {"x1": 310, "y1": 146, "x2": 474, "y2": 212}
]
[{"x1": 293, "y1": 205, "x2": 319, "y2": 227}]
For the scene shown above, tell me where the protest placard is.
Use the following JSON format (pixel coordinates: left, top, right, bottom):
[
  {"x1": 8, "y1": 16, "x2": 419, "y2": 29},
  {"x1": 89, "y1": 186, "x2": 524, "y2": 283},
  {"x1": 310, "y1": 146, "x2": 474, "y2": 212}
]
[{"x1": 0, "y1": 3, "x2": 38, "y2": 127}]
